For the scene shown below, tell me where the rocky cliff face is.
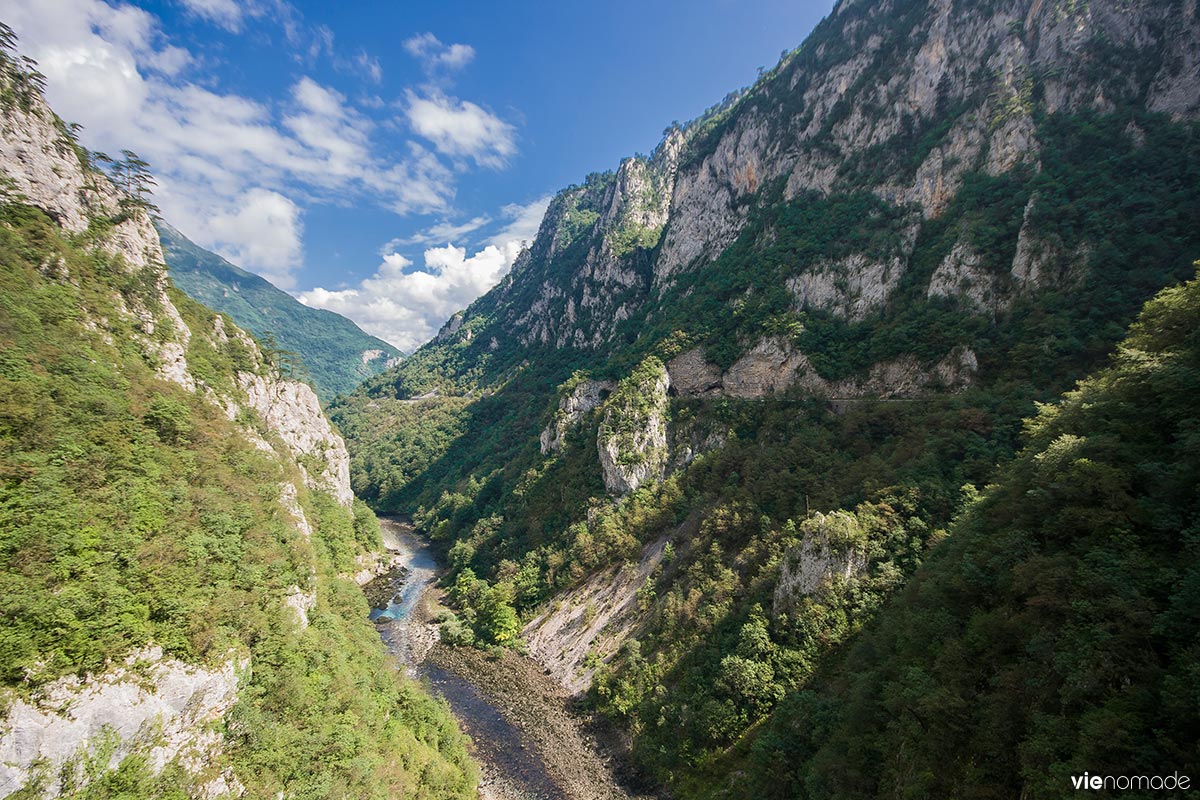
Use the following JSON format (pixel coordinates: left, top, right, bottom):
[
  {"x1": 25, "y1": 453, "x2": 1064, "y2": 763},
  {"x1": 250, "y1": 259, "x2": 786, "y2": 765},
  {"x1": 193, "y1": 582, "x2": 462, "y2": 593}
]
[
  {"x1": 433, "y1": 0, "x2": 1199, "y2": 399},
  {"x1": 540, "y1": 378, "x2": 615, "y2": 454},
  {"x1": 655, "y1": 0, "x2": 1200, "y2": 285},
  {"x1": 772, "y1": 511, "x2": 868, "y2": 615},
  {"x1": 502, "y1": 130, "x2": 683, "y2": 350},
  {"x1": 0, "y1": 648, "x2": 244, "y2": 799},
  {"x1": 0, "y1": 66, "x2": 351, "y2": 509},
  {"x1": 669, "y1": 339, "x2": 977, "y2": 400}
]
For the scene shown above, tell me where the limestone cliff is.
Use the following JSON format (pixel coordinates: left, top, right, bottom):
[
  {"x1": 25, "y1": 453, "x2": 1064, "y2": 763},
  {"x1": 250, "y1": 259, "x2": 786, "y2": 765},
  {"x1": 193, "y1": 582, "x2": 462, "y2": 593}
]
[
  {"x1": 413, "y1": 0, "x2": 1199, "y2": 401},
  {"x1": 596, "y1": 358, "x2": 671, "y2": 495},
  {"x1": 0, "y1": 61, "x2": 351, "y2": 508}
]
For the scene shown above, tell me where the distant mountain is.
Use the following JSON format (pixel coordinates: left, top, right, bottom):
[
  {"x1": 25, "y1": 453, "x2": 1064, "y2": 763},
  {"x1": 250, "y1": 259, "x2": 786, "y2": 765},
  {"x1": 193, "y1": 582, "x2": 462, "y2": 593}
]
[{"x1": 159, "y1": 222, "x2": 401, "y2": 401}]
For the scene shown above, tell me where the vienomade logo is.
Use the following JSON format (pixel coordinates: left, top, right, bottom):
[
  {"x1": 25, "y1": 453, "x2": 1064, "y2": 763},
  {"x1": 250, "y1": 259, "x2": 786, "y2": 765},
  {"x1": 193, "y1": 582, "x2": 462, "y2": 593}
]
[{"x1": 1071, "y1": 773, "x2": 1191, "y2": 791}]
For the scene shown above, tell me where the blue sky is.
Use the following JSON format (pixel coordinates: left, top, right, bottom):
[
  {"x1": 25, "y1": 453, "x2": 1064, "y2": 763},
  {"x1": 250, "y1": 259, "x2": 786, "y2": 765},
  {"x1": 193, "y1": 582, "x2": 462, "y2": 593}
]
[{"x1": 0, "y1": 0, "x2": 835, "y2": 350}]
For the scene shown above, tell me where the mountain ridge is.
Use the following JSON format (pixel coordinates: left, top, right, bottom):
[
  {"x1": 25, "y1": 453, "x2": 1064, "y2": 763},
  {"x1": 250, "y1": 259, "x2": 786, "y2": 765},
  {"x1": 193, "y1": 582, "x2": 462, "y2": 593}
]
[{"x1": 158, "y1": 222, "x2": 402, "y2": 402}]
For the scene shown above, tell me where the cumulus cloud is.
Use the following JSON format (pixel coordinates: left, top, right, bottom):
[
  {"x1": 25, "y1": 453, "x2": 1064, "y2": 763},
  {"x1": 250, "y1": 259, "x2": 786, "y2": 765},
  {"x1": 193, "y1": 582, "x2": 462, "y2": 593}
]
[
  {"x1": 403, "y1": 32, "x2": 474, "y2": 73},
  {"x1": 406, "y1": 90, "x2": 516, "y2": 168},
  {"x1": 202, "y1": 189, "x2": 303, "y2": 288},
  {"x1": 299, "y1": 196, "x2": 551, "y2": 351},
  {"x1": 0, "y1": 0, "x2": 475, "y2": 285},
  {"x1": 297, "y1": 244, "x2": 508, "y2": 351}
]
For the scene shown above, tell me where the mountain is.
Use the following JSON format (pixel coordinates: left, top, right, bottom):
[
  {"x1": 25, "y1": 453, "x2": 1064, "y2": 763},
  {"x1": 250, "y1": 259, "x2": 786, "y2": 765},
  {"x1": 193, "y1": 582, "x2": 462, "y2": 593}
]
[
  {"x1": 332, "y1": 0, "x2": 1200, "y2": 795},
  {"x1": 715, "y1": 270, "x2": 1200, "y2": 799},
  {"x1": 0, "y1": 40, "x2": 473, "y2": 799},
  {"x1": 159, "y1": 223, "x2": 402, "y2": 402}
]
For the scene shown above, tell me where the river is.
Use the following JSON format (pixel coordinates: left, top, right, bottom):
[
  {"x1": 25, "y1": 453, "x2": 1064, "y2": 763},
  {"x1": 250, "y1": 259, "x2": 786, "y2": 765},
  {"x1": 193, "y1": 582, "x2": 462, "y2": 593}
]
[{"x1": 370, "y1": 517, "x2": 641, "y2": 800}]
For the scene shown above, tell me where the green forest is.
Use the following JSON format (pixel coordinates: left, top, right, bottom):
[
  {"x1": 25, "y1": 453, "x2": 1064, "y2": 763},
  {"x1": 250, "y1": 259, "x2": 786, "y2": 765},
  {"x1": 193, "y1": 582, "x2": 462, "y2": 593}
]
[
  {"x1": 333, "y1": 104, "x2": 1200, "y2": 799},
  {"x1": 159, "y1": 223, "x2": 401, "y2": 402}
]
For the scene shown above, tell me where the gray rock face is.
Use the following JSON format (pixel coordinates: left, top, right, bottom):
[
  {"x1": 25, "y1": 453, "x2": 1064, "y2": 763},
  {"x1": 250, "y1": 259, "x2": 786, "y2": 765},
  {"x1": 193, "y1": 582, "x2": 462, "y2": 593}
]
[
  {"x1": 523, "y1": 537, "x2": 670, "y2": 694},
  {"x1": 773, "y1": 511, "x2": 868, "y2": 614},
  {"x1": 0, "y1": 647, "x2": 244, "y2": 799},
  {"x1": 596, "y1": 360, "x2": 671, "y2": 495},
  {"x1": 470, "y1": 0, "x2": 1200, "y2": 374},
  {"x1": 0, "y1": 84, "x2": 97, "y2": 234},
  {"x1": 540, "y1": 378, "x2": 616, "y2": 454},
  {"x1": 0, "y1": 73, "x2": 196, "y2": 392},
  {"x1": 666, "y1": 348, "x2": 723, "y2": 397},
  {"x1": 789, "y1": 252, "x2": 908, "y2": 322},
  {"x1": 664, "y1": 338, "x2": 978, "y2": 401},
  {"x1": 508, "y1": 132, "x2": 683, "y2": 350},
  {"x1": 237, "y1": 373, "x2": 354, "y2": 507},
  {"x1": 722, "y1": 337, "x2": 818, "y2": 399}
]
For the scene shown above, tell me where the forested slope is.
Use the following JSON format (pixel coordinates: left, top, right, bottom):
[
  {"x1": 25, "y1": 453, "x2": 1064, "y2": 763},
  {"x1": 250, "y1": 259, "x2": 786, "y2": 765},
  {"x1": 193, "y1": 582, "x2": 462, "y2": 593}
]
[
  {"x1": 0, "y1": 37, "x2": 473, "y2": 800},
  {"x1": 159, "y1": 223, "x2": 401, "y2": 402},
  {"x1": 717, "y1": 269, "x2": 1200, "y2": 799}
]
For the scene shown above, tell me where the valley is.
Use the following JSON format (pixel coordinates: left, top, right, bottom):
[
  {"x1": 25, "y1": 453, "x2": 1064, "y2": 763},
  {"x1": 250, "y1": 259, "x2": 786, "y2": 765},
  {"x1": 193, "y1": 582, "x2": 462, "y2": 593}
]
[
  {"x1": 1, "y1": 0, "x2": 1199, "y2": 798},
  {"x1": 369, "y1": 518, "x2": 644, "y2": 800}
]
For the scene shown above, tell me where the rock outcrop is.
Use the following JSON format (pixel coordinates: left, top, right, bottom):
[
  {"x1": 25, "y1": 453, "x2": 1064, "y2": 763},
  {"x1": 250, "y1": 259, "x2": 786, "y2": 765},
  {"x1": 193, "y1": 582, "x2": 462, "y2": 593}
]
[
  {"x1": 540, "y1": 378, "x2": 616, "y2": 454},
  {"x1": 0, "y1": 647, "x2": 244, "y2": 799},
  {"x1": 773, "y1": 511, "x2": 868, "y2": 615},
  {"x1": 237, "y1": 373, "x2": 353, "y2": 507},
  {"x1": 667, "y1": 340, "x2": 977, "y2": 401},
  {"x1": 596, "y1": 359, "x2": 671, "y2": 495}
]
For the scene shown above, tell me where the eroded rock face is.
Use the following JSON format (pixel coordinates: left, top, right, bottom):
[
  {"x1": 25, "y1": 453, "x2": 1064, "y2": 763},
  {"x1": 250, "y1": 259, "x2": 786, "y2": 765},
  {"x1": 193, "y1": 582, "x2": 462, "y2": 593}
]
[
  {"x1": 789, "y1": 253, "x2": 907, "y2": 322},
  {"x1": 540, "y1": 379, "x2": 616, "y2": 454},
  {"x1": 597, "y1": 359, "x2": 671, "y2": 495},
  {"x1": 666, "y1": 339, "x2": 978, "y2": 402},
  {"x1": 723, "y1": 337, "x2": 818, "y2": 399},
  {"x1": 523, "y1": 537, "x2": 670, "y2": 694},
  {"x1": 238, "y1": 373, "x2": 353, "y2": 507},
  {"x1": 0, "y1": 647, "x2": 244, "y2": 799},
  {"x1": 666, "y1": 348, "x2": 723, "y2": 397},
  {"x1": 0, "y1": 88, "x2": 97, "y2": 234},
  {"x1": 927, "y1": 241, "x2": 1003, "y2": 314}
]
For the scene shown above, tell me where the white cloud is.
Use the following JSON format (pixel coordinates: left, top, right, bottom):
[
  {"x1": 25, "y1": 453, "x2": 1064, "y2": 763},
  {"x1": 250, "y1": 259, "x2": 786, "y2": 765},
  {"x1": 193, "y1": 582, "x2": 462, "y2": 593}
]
[
  {"x1": 297, "y1": 244, "x2": 509, "y2": 351},
  {"x1": 178, "y1": 0, "x2": 247, "y2": 32},
  {"x1": 0, "y1": 0, "x2": 478, "y2": 285},
  {"x1": 298, "y1": 196, "x2": 551, "y2": 351},
  {"x1": 389, "y1": 214, "x2": 492, "y2": 249},
  {"x1": 402, "y1": 32, "x2": 474, "y2": 73},
  {"x1": 203, "y1": 189, "x2": 303, "y2": 289},
  {"x1": 490, "y1": 196, "x2": 551, "y2": 250},
  {"x1": 355, "y1": 51, "x2": 382, "y2": 83},
  {"x1": 406, "y1": 90, "x2": 516, "y2": 168}
]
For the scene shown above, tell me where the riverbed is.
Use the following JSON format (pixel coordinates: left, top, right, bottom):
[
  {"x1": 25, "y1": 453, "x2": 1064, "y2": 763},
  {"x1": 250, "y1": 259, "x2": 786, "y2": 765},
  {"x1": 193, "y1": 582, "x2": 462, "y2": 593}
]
[{"x1": 370, "y1": 517, "x2": 648, "y2": 800}]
